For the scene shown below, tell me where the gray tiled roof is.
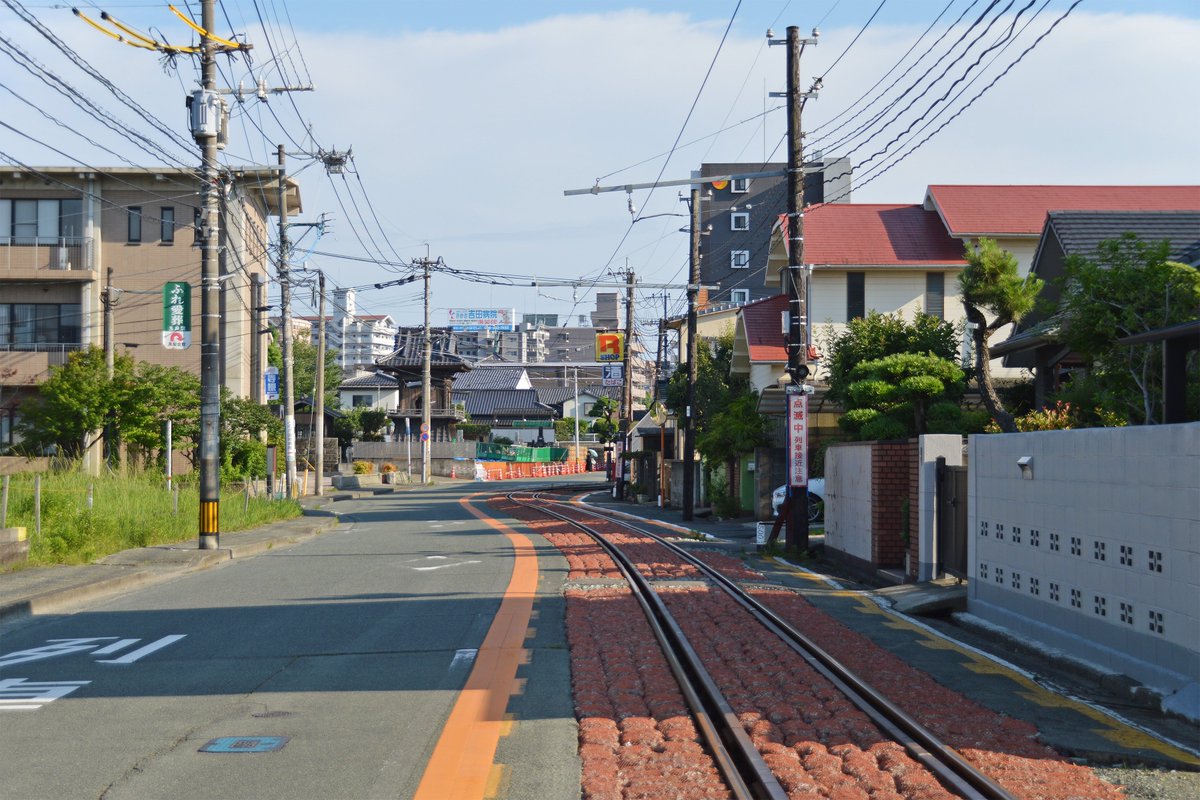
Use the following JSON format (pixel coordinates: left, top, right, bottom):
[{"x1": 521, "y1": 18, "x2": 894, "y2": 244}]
[
  {"x1": 340, "y1": 372, "x2": 399, "y2": 389},
  {"x1": 537, "y1": 385, "x2": 622, "y2": 406},
  {"x1": 458, "y1": 389, "x2": 554, "y2": 419},
  {"x1": 1047, "y1": 210, "x2": 1200, "y2": 261},
  {"x1": 452, "y1": 367, "x2": 527, "y2": 391}
]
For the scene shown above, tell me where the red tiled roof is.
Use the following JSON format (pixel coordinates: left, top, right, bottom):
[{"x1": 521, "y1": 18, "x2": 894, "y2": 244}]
[
  {"x1": 740, "y1": 294, "x2": 789, "y2": 363},
  {"x1": 926, "y1": 185, "x2": 1200, "y2": 237},
  {"x1": 802, "y1": 204, "x2": 966, "y2": 265}
]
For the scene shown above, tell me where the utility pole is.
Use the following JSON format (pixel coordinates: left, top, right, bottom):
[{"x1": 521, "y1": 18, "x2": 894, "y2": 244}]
[
  {"x1": 250, "y1": 274, "x2": 264, "y2": 404},
  {"x1": 421, "y1": 254, "x2": 433, "y2": 484},
  {"x1": 196, "y1": 0, "x2": 223, "y2": 548},
  {"x1": 780, "y1": 25, "x2": 818, "y2": 553},
  {"x1": 682, "y1": 186, "x2": 701, "y2": 521},
  {"x1": 277, "y1": 144, "x2": 298, "y2": 500},
  {"x1": 102, "y1": 266, "x2": 115, "y2": 469},
  {"x1": 616, "y1": 266, "x2": 635, "y2": 500},
  {"x1": 314, "y1": 270, "x2": 326, "y2": 496}
]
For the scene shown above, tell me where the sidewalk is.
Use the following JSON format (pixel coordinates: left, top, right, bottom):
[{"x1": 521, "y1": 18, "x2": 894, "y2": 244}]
[{"x1": 0, "y1": 497, "x2": 341, "y2": 625}]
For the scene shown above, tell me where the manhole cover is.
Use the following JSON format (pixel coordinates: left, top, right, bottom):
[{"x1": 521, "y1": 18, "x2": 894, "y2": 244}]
[
  {"x1": 251, "y1": 711, "x2": 294, "y2": 718},
  {"x1": 200, "y1": 736, "x2": 290, "y2": 753}
]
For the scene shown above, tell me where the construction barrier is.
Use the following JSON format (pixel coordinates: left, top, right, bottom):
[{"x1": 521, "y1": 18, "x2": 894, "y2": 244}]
[{"x1": 470, "y1": 460, "x2": 585, "y2": 481}]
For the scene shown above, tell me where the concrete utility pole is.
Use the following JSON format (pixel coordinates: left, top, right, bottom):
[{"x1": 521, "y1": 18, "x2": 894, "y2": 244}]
[
  {"x1": 314, "y1": 270, "x2": 326, "y2": 495},
  {"x1": 196, "y1": 0, "x2": 222, "y2": 548},
  {"x1": 682, "y1": 186, "x2": 701, "y2": 521},
  {"x1": 782, "y1": 25, "x2": 818, "y2": 553},
  {"x1": 277, "y1": 144, "x2": 298, "y2": 500},
  {"x1": 250, "y1": 274, "x2": 264, "y2": 404},
  {"x1": 421, "y1": 254, "x2": 433, "y2": 484},
  {"x1": 617, "y1": 267, "x2": 635, "y2": 500}
]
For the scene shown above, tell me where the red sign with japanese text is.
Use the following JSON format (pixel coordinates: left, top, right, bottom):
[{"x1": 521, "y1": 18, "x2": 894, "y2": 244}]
[{"x1": 787, "y1": 392, "x2": 808, "y2": 488}]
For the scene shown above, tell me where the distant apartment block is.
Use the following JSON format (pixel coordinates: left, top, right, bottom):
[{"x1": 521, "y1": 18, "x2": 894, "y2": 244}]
[{"x1": 298, "y1": 287, "x2": 397, "y2": 375}]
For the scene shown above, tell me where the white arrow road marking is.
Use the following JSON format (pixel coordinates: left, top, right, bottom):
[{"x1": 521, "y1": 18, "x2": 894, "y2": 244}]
[{"x1": 97, "y1": 635, "x2": 186, "y2": 665}]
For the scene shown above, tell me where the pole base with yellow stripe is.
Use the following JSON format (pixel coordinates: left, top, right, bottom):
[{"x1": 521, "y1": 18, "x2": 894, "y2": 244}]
[{"x1": 199, "y1": 500, "x2": 219, "y2": 549}]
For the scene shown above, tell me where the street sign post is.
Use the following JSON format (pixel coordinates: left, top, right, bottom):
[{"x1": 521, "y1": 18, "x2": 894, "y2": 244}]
[
  {"x1": 602, "y1": 363, "x2": 624, "y2": 386},
  {"x1": 264, "y1": 367, "x2": 280, "y2": 400}
]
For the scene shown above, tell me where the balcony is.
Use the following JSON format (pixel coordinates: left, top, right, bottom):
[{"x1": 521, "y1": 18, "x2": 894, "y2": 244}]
[
  {"x1": 0, "y1": 344, "x2": 84, "y2": 385},
  {"x1": 0, "y1": 238, "x2": 95, "y2": 280},
  {"x1": 387, "y1": 405, "x2": 467, "y2": 422}
]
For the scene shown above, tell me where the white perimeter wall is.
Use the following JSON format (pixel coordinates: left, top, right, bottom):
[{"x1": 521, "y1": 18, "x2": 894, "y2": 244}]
[
  {"x1": 968, "y1": 423, "x2": 1199, "y2": 706},
  {"x1": 824, "y1": 442, "x2": 874, "y2": 564}
]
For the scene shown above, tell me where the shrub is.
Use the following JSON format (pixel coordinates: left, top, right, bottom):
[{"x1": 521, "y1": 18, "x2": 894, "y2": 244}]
[
  {"x1": 352, "y1": 460, "x2": 375, "y2": 474},
  {"x1": 380, "y1": 462, "x2": 397, "y2": 473}
]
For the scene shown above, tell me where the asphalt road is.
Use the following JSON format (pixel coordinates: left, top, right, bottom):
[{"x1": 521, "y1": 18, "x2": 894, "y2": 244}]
[{"x1": 0, "y1": 483, "x2": 578, "y2": 800}]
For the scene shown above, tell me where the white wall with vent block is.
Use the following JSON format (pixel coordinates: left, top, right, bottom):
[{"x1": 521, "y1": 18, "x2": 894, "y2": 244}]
[{"x1": 968, "y1": 423, "x2": 1199, "y2": 711}]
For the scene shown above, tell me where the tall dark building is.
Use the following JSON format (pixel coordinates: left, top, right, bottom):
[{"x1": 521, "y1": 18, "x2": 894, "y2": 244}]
[{"x1": 697, "y1": 157, "x2": 851, "y2": 306}]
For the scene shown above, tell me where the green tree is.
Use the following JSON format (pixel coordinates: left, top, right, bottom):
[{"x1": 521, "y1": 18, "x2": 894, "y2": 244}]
[
  {"x1": 587, "y1": 395, "x2": 619, "y2": 444},
  {"x1": 16, "y1": 347, "x2": 122, "y2": 459},
  {"x1": 554, "y1": 417, "x2": 579, "y2": 442},
  {"x1": 839, "y1": 352, "x2": 968, "y2": 440},
  {"x1": 119, "y1": 363, "x2": 200, "y2": 469},
  {"x1": 358, "y1": 408, "x2": 389, "y2": 441},
  {"x1": 959, "y1": 238, "x2": 1044, "y2": 432},
  {"x1": 822, "y1": 311, "x2": 960, "y2": 407},
  {"x1": 696, "y1": 389, "x2": 770, "y2": 509},
  {"x1": 268, "y1": 336, "x2": 343, "y2": 408},
  {"x1": 1056, "y1": 235, "x2": 1200, "y2": 424},
  {"x1": 664, "y1": 326, "x2": 739, "y2": 434}
]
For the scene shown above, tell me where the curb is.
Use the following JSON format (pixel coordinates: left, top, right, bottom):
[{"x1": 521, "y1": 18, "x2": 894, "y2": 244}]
[{"x1": 0, "y1": 515, "x2": 340, "y2": 625}]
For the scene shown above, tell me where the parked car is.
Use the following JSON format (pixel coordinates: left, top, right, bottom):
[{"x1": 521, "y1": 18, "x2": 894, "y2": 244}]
[{"x1": 772, "y1": 478, "x2": 825, "y2": 523}]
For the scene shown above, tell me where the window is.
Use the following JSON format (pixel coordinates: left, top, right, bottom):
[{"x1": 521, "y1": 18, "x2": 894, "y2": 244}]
[
  {"x1": 351, "y1": 395, "x2": 373, "y2": 408},
  {"x1": 925, "y1": 272, "x2": 944, "y2": 319},
  {"x1": 0, "y1": 198, "x2": 81, "y2": 243},
  {"x1": 128, "y1": 207, "x2": 142, "y2": 243},
  {"x1": 730, "y1": 212, "x2": 749, "y2": 231},
  {"x1": 0, "y1": 302, "x2": 80, "y2": 345},
  {"x1": 731, "y1": 177, "x2": 750, "y2": 193},
  {"x1": 731, "y1": 289, "x2": 750, "y2": 304},
  {"x1": 846, "y1": 272, "x2": 865, "y2": 320},
  {"x1": 730, "y1": 250, "x2": 750, "y2": 269},
  {"x1": 160, "y1": 207, "x2": 175, "y2": 243}
]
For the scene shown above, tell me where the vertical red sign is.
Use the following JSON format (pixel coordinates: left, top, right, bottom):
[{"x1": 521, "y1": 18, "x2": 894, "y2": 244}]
[{"x1": 787, "y1": 392, "x2": 808, "y2": 488}]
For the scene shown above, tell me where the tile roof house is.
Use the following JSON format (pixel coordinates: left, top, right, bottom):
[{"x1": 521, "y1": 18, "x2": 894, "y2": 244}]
[
  {"x1": 338, "y1": 371, "x2": 400, "y2": 412},
  {"x1": 759, "y1": 203, "x2": 969, "y2": 387},
  {"x1": 992, "y1": 209, "x2": 1200, "y2": 408}
]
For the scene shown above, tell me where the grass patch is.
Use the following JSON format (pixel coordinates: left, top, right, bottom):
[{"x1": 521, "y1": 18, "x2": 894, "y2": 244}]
[{"x1": 1, "y1": 472, "x2": 301, "y2": 567}]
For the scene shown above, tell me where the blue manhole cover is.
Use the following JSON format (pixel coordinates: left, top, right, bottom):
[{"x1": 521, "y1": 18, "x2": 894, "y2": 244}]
[{"x1": 200, "y1": 736, "x2": 290, "y2": 753}]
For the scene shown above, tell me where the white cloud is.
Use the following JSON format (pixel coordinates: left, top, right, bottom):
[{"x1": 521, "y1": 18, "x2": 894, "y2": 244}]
[{"x1": 2, "y1": 7, "x2": 1196, "y2": 321}]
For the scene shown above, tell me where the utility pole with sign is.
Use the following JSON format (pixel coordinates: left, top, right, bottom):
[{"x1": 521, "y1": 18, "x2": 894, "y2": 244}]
[{"x1": 771, "y1": 24, "x2": 819, "y2": 552}]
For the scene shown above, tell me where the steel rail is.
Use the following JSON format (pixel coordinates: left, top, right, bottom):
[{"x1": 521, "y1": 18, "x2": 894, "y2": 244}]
[
  {"x1": 509, "y1": 491, "x2": 787, "y2": 800},
  {"x1": 554, "y1": 499, "x2": 1018, "y2": 800}
]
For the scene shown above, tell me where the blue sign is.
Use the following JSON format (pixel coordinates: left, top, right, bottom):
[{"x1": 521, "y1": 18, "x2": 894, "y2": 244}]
[{"x1": 264, "y1": 367, "x2": 280, "y2": 400}]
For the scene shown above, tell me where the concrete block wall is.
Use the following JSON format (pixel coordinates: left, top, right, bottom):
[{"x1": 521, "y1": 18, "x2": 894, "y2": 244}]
[
  {"x1": 824, "y1": 442, "x2": 873, "y2": 566},
  {"x1": 969, "y1": 423, "x2": 1200, "y2": 702}
]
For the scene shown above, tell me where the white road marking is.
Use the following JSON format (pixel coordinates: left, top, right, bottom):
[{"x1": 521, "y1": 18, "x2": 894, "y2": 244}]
[
  {"x1": 96, "y1": 635, "x2": 186, "y2": 665},
  {"x1": 412, "y1": 561, "x2": 481, "y2": 572},
  {"x1": 91, "y1": 639, "x2": 141, "y2": 656},
  {"x1": 0, "y1": 638, "x2": 116, "y2": 669},
  {"x1": 449, "y1": 649, "x2": 478, "y2": 670},
  {"x1": 0, "y1": 678, "x2": 90, "y2": 711}
]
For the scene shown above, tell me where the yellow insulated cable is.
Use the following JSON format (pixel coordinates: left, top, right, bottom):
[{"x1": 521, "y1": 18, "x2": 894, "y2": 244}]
[
  {"x1": 101, "y1": 11, "x2": 162, "y2": 48},
  {"x1": 71, "y1": 8, "x2": 157, "y2": 50},
  {"x1": 168, "y1": 4, "x2": 246, "y2": 50}
]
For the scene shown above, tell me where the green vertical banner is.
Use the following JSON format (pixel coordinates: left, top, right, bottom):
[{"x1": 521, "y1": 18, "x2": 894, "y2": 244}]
[{"x1": 162, "y1": 281, "x2": 191, "y2": 350}]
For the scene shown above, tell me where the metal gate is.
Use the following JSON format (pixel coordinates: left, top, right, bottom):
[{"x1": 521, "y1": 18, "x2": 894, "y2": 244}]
[{"x1": 935, "y1": 456, "x2": 968, "y2": 579}]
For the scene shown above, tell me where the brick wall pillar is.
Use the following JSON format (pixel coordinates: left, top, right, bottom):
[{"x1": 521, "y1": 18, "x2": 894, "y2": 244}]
[{"x1": 870, "y1": 439, "x2": 918, "y2": 569}]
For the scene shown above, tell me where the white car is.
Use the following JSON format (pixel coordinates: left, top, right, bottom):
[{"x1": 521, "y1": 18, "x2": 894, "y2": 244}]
[{"x1": 772, "y1": 479, "x2": 825, "y2": 523}]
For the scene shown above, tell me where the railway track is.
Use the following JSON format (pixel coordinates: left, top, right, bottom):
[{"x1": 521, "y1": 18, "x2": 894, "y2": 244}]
[{"x1": 507, "y1": 489, "x2": 1016, "y2": 800}]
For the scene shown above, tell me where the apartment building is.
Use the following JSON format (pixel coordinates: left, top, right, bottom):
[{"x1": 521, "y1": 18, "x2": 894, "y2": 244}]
[
  {"x1": 310, "y1": 287, "x2": 397, "y2": 374},
  {"x1": 0, "y1": 165, "x2": 297, "y2": 449},
  {"x1": 698, "y1": 157, "x2": 852, "y2": 306}
]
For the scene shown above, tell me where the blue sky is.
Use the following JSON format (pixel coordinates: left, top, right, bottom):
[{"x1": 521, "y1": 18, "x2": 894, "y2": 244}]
[{"x1": 5, "y1": 1, "x2": 1200, "y2": 326}]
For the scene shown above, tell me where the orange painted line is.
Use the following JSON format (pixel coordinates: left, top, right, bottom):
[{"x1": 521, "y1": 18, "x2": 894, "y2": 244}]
[{"x1": 413, "y1": 493, "x2": 539, "y2": 800}]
